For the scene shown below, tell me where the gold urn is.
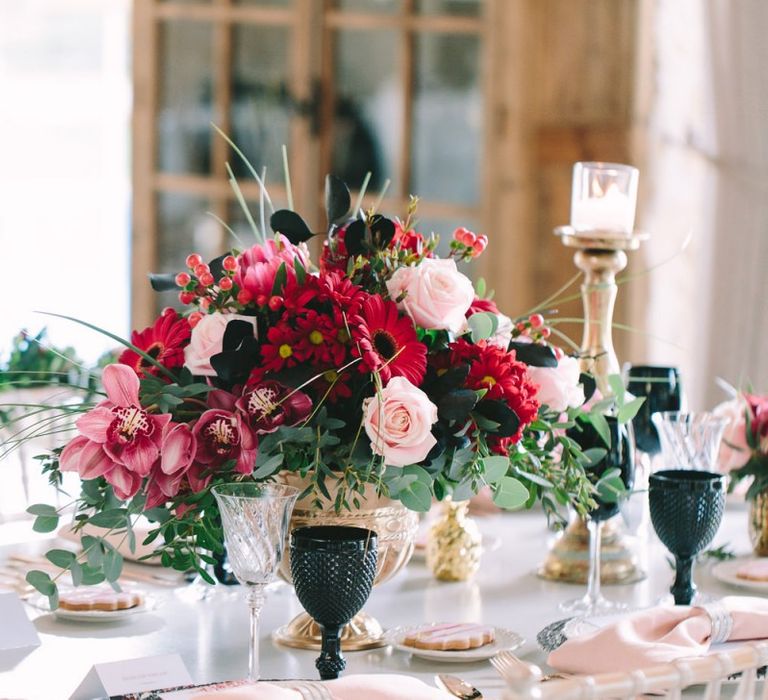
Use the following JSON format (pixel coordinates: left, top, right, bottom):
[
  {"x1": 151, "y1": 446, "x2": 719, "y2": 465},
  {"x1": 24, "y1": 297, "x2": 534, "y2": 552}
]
[
  {"x1": 273, "y1": 472, "x2": 419, "y2": 650},
  {"x1": 426, "y1": 500, "x2": 482, "y2": 582}
]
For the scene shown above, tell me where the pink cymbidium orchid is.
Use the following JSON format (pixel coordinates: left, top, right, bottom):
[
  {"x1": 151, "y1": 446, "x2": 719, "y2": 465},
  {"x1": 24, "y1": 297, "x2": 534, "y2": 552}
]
[
  {"x1": 60, "y1": 364, "x2": 172, "y2": 499},
  {"x1": 192, "y1": 408, "x2": 258, "y2": 481}
]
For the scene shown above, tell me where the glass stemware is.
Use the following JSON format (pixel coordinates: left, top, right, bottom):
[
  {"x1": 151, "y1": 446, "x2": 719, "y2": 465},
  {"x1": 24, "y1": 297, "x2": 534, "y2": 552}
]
[
  {"x1": 561, "y1": 417, "x2": 635, "y2": 615},
  {"x1": 649, "y1": 469, "x2": 725, "y2": 604},
  {"x1": 651, "y1": 411, "x2": 728, "y2": 471},
  {"x1": 212, "y1": 482, "x2": 299, "y2": 681},
  {"x1": 626, "y1": 365, "x2": 682, "y2": 458},
  {"x1": 290, "y1": 526, "x2": 378, "y2": 680}
]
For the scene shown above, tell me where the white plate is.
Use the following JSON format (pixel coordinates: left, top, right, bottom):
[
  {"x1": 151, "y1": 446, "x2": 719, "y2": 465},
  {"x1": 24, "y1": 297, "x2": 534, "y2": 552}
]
[
  {"x1": 29, "y1": 593, "x2": 155, "y2": 622},
  {"x1": 385, "y1": 624, "x2": 524, "y2": 662},
  {"x1": 712, "y1": 559, "x2": 768, "y2": 593}
]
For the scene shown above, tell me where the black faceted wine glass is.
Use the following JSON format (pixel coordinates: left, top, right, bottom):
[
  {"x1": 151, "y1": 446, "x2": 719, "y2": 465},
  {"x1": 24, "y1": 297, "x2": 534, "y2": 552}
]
[
  {"x1": 561, "y1": 416, "x2": 635, "y2": 614},
  {"x1": 649, "y1": 469, "x2": 725, "y2": 605},
  {"x1": 290, "y1": 526, "x2": 377, "y2": 680},
  {"x1": 626, "y1": 365, "x2": 682, "y2": 456}
]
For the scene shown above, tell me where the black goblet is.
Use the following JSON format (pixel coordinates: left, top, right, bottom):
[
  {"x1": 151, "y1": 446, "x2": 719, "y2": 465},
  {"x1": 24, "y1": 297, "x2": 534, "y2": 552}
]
[
  {"x1": 290, "y1": 526, "x2": 377, "y2": 680},
  {"x1": 561, "y1": 416, "x2": 635, "y2": 614},
  {"x1": 649, "y1": 469, "x2": 725, "y2": 605},
  {"x1": 626, "y1": 365, "x2": 682, "y2": 456}
]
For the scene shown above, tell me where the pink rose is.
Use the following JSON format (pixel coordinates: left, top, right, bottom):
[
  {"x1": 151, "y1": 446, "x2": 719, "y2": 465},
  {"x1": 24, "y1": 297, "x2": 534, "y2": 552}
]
[
  {"x1": 363, "y1": 376, "x2": 438, "y2": 467},
  {"x1": 527, "y1": 355, "x2": 585, "y2": 413},
  {"x1": 714, "y1": 397, "x2": 751, "y2": 471},
  {"x1": 184, "y1": 313, "x2": 257, "y2": 377},
  {"x1": 386, "y1": 259, "x2": 474, "y2": 335}
]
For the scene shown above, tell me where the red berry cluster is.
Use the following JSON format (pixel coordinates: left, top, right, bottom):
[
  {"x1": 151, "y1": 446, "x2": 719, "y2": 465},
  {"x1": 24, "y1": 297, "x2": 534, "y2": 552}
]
[
  {"x1": 176, "y1": 253, "x2": 240, "y2": 327},
  {"x1": 450, "y1": 227, "x2": 488, "y2": 260},
  {"x1": 514, "y1": 313, "x2": 555, "y2": 345}
]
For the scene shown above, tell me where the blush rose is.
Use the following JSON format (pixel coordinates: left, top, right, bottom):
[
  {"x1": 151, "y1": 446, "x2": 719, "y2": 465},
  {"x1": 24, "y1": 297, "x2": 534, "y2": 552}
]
[
  {"x1": 527, "y1": 355, "x2": 585, "y2": 413},
  {"x1": 386, "y1": 259, "x2": 474, "y2": 335},
  {"x1": 184, "y1": 313, "x2": 257, "y2": 377},
  {"x1": 363, "y1": 376, "x2": 438, "y2": 467},
  {"x1": 714, "y1": 397, "x2": 751, "y2": 472}
]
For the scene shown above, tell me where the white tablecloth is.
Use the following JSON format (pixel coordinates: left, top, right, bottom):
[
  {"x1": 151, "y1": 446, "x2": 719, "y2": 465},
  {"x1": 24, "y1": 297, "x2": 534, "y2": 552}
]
[{"x1": 0, "y1": 499, "x2": 755, "y2": 700}]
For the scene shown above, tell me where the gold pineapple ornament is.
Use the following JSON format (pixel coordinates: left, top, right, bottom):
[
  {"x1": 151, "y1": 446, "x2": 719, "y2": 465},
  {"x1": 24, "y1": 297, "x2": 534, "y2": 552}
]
[{"x1": 426, "y1": 500, "x2": 482, "y2": 581}]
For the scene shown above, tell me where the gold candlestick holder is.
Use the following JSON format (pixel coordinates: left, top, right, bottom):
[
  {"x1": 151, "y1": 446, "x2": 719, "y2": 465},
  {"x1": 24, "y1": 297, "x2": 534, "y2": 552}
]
[{"x1": 538, "y1": 226, "x2": 647, "y2": 585}]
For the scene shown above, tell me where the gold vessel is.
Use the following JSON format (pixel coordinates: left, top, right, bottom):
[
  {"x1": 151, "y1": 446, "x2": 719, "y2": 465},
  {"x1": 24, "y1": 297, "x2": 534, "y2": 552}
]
[
  {"x1": 749, "y1": 490, "x2": 768, "y2": 556},
  {"x1": 426, "y1": 500, "x2": 482, "y2": 582},
  {"x1": 273, "y1": 472, "x2": 419, "y2": 650},
  {"x1": 538, "y1": 227, "x2": 647, "y2": 584},
  {"x1": 538, "y1": 515, "x2": 643, "y2": 584}
]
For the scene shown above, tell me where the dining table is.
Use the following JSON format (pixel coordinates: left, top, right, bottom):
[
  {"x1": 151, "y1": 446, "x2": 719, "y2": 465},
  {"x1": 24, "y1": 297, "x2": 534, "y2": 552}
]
[{"x1": 0, "y1": 496, "x2": 759, "y2": 700}]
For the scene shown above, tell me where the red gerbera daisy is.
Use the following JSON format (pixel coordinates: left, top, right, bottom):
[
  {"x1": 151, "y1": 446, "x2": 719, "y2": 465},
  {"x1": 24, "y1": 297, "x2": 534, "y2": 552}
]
[
  {"x1": 118, "y1": 308, "x2": 190, "y2": 380},
  {"x1": 351, "y1": 295, "x2": 426, "y2": 385}
]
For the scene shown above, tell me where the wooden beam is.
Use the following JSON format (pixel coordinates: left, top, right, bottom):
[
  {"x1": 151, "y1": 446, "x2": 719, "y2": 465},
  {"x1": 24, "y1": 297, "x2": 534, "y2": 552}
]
[
  {"x1": 325, "y1": 11, "x2": 482, "y2": 33},
  {"x1": 153, "y1": 3, "x2": 294, "y2": 25},
  {"x1": 131, "y1": 0, "x2": 160, "y2": 329}
]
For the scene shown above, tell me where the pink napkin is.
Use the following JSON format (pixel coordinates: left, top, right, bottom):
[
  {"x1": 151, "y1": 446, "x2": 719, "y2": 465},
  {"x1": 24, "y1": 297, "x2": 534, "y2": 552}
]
[
  {"x1": 549, "y1": 596, "x2": 768, "y2": 674},
  {"x1": 191, "y1": 674, "x2": 454, "y2": 699}
]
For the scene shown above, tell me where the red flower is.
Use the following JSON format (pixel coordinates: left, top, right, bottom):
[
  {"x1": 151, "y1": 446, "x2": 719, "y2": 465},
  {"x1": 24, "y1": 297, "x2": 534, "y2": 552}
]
[
  {"x1": 450, "y1": 339, "x2": 540, "y2": 445},
  {"x1": 351, "y1": 295, "x2": 427, "y2": 385},
  {"x1": 311, "y1": 368, "x2": 353, "y2": 403},
  {"x1": 320, "y1": 225, "x2": 350, "y2": 275},
  {"x1": 319, "y1": 272, "x2": 367, "y2": 316},
  {"x1": 237, "y1": 380, "x2": 312, "y2": 434},
  {"x1": 118, "y1": 308, "x2": 190, "y2": 379},
  {"x1": 391, "y1": 222, "x2": 429, "y2": 256},
  {"x1": 294, "y1": 311, "x2": 348, "y2": 366},
  {"x1": 466, "y1": 296, "x2": 500, "y2": 318},
  {"x1": 260, "y1": 321, "x2": 304, "y2": 372}
]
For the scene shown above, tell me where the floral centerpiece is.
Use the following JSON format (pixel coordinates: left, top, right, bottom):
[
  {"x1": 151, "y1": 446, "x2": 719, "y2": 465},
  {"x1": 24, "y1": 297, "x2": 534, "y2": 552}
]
[
  {"x1": 716, "y1": 392, "x2": 768, "y2": 553},
  {"x1": 23, "y1": 168, "x2": 606, "y2": 607}
]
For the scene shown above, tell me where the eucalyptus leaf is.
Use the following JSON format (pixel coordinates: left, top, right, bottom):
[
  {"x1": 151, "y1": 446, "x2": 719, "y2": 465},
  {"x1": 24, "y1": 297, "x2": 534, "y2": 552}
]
[
  {"x1": 399, "y1": 480, "x2": 432, "y2": 512},
  {"x1": 26, "y1": 503, "x2": 57, "y2": 517},
  {"x1": 103, "y1": 549, "x2": 123, "y2": 582},
  {"x1": 253, "y1": 453, "x2": 284, "y2": 478},
  {"x1": 33, "y1": 515, "x2": 59, "y2": 533},
  {"x1": 467, "y1": 312, "x2": 497, "y2": 343},
  {"x1": 26, "y1": 570, "x2": 56, "y2": 596},
  {"x1": 608, "y1": 374, "x2": 626, "y2": 404},
  {"x1": 482, "y1": 455, "x2": 510, "y2": 484},
  {"x1": 492, "y1": 476, "x2": 529, "y2": 510},
  {"x1": 45, "y1": 549, "x2": 76, "y2": 569},
  {"x1": 88, "y1": 509, "x2": 128, "y2": 529},
  {"x1": 588, "y1": 413, "x2": 612, "y2": 449}
]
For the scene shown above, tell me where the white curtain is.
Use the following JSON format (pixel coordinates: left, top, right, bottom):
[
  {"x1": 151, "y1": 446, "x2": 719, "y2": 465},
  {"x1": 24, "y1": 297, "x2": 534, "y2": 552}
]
[{"x1": 633, "y1": 0, "x2": 768, "y2": 409}]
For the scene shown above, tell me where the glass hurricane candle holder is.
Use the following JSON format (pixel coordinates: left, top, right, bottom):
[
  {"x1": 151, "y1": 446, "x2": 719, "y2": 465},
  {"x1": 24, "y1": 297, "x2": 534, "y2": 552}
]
[{"x1": 570, "y1": 162, "x2": 639, "y2": 237}]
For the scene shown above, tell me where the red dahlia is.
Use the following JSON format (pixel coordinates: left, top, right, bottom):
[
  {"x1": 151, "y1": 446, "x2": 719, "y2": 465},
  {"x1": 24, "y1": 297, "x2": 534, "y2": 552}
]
[
  {"x1": 118, "y1": 308, "x2": 190, "y2": 379},
  {"x1": 351, "y1": 295, "x2": 426, "y2": 385},
  {"x1": 450, "y1": 339, "x2": 540, "y2": 445}
]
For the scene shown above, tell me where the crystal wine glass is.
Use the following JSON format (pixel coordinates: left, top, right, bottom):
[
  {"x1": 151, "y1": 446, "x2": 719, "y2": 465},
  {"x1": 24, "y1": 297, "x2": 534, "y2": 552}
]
[
  {"x1": 649, "y1": 469, "x2": 725, "y2": 604},
  {"x1": 651, "y1": 411, "x2": 728, "y2": 471},
  {"x1": 290, "y1": 526, "x2": 378, "y2": 680},
  {"x1": 561, "y1": 416, "x2": 635, "y2": 615},
  {"x1": 212, "y1": 482, "x2": 299, "y2": 681}
]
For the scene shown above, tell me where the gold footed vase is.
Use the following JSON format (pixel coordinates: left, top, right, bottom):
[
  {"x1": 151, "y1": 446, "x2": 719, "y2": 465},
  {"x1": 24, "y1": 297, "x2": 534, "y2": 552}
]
[
  {"x1": 273, "y1": 473, "x2": 419, "y2": 650},
  {"x1": 538, "y1": 514, "x2": 644, "y2": 584},
  {"x1": 749, "y1": 490, "x2": 768, "y2": 556}
]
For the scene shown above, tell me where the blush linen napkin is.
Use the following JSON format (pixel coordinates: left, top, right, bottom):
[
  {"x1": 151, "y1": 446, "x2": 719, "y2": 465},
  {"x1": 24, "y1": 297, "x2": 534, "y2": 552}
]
[
  {"x1": 190, "y1": 674, "x2": 454, "y2": 700},
  {"x1": 548, "y1": 596, "x2": 768, "y2": 675}
]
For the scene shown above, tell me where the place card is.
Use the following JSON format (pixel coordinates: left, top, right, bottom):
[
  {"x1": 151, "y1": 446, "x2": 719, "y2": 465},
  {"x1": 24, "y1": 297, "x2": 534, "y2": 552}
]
[
  {"x1": 70, "y1": 653, "x2": 192, "y2": 700},
  {"x1": 0, "y1": 592, "x2": 40, "y2": 651}
]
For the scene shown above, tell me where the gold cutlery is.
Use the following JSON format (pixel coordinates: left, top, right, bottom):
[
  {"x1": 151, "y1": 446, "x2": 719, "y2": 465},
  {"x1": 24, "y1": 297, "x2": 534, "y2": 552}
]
[{"x1": 435, "y1": 674, "x2": 483, "y2": 699}]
